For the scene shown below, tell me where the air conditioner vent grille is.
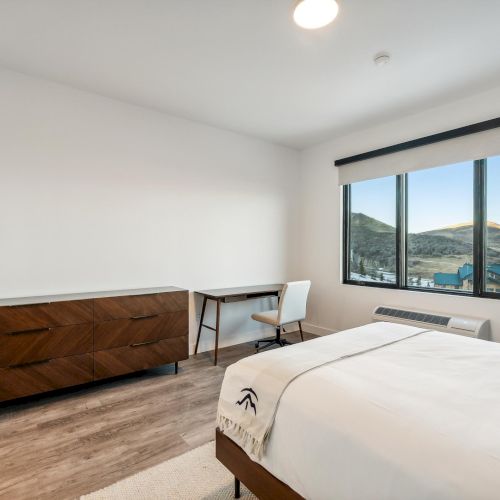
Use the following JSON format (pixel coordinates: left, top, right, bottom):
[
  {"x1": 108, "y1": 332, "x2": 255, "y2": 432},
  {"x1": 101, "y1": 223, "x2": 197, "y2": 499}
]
[{"x1": 375, "y1": 307, "x2": 451, "y2": 327}]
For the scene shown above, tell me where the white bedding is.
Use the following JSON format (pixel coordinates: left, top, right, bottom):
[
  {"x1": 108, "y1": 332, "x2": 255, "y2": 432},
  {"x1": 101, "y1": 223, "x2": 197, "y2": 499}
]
[
  {"x1": 224, "y1": 323, "x2": 500, "y2": 500},
  {"x1": 217, "y1": 321, "x2": 427, "y2": 458}
]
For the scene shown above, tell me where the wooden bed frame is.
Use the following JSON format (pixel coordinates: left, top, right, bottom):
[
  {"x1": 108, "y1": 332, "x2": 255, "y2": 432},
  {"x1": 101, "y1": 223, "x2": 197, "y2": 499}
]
[{"x1": 215, "y1": 429, "x2": 304, "y2": 500}]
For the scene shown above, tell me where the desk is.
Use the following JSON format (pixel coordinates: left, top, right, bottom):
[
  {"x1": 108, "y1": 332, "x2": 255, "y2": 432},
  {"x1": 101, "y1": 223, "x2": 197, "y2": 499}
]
[{"x1": 194, "y1": 284, "x2": 283, "y2": 365}]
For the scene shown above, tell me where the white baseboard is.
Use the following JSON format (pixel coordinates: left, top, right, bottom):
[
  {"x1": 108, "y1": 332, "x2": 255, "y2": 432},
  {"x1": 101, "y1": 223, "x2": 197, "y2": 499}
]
[
  {"x1": 190, "y1": 322, "x2": 337, "y2": 355},
  {"x1": 302, "y1": 322, "x2": 337, "y2": 336},
  {"x1": 189, "y1": 326, "x2": 276, "y2": 355}
]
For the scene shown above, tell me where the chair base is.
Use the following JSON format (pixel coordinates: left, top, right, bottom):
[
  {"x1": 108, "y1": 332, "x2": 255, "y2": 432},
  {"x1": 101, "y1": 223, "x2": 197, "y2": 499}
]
[{"x1": 255, "y1": 336, "x2": 293, "y2": 352}]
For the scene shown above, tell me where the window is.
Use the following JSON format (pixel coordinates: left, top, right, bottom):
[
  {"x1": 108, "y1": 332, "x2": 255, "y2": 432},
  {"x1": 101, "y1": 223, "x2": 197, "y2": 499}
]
[
  {"x1": 348, "y1": 176, "x2": 396, "y2": 284},
  {"x1": 407, "y1": 162, "x2": 474, "y2": 291},
  {"x1": 486, "y1": 156, "x2": 500, "y2": 295},
  {"x1": 343, "y1": 157, "x2": 500, "y2": 299}
]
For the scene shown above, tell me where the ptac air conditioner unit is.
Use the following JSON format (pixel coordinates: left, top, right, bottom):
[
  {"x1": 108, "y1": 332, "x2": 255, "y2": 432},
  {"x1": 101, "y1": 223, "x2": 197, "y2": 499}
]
[{"x1": 372, "y1": 306, "x2": 491, "y2": 340}]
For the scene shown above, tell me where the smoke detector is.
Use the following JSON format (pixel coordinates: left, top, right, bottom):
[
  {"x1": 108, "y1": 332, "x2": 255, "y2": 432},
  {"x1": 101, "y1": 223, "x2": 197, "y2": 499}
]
[{"x1": 374, "y1": 52, "x2": 391, "y2": 66}]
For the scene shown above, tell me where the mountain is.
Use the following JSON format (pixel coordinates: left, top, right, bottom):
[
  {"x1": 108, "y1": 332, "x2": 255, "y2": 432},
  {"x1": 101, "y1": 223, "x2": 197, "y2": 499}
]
[
  {"x1": 350, "y1": 214, "x2": 500, "y2": 276},
  {"x1": 350, "y1": 213, "x2": 396, "y2": 270},
  {"x1": 407, "y1": 232, "x2": 473, "y2": 258},
  {"x1": 422, "y1": 222, "x2": 500, "y2": 251},
  {"x1": 351, "y1": 213, "x2": 477, "y2": 259},
  {"x1": 351, "y1": 213, "x2": 395, "y2": 233}
]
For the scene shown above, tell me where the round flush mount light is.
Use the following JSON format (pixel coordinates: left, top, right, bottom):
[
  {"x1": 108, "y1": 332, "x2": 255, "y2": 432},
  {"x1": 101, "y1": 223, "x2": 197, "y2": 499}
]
[
  {"x1": 293, "y1": 0, "x2": 339, "y2": 30},
  {"x1": 374, "y1": 52, "x2": 391, "y2": 66}
]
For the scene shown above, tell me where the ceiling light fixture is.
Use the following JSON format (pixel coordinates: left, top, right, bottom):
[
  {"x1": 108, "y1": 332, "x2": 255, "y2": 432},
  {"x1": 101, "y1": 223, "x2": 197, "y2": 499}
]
[{"x1": 293, "y1": 0, "x2": 339, "y2": 30}]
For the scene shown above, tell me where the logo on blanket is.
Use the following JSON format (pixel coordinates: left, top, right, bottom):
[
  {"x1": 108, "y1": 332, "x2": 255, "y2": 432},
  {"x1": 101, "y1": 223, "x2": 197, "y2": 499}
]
[{"x1": 236, "y1": 388, "x2": 258, "y2": 415}]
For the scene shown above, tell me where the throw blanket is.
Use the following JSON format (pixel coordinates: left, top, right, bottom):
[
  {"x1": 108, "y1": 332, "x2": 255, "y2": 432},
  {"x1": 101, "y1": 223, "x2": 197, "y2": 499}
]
[{"x1": 217, "y1": 322, "x2": 430, "y2": 458}]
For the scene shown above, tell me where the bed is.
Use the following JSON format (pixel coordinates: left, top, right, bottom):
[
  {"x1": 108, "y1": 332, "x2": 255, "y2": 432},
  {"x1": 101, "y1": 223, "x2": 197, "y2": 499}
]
[{"x1": 215, "y1": 322, "x2": 500, "y2": 500}]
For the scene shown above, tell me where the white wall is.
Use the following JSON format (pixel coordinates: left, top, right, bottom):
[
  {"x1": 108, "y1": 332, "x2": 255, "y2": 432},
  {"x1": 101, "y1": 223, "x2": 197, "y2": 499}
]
[
  {"x1": 297, "y1": 85, "x2": 500, "y2": 341},
  {"x1": 0, "y1": 68, "x2": 300, "y2": 353},
  {"x1": 5, "y1": 65, "x2": 499, "y2": 350}
]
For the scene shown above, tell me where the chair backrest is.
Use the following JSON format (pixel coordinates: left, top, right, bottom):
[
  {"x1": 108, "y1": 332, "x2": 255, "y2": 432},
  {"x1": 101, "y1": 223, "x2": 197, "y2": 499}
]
[{"x1": 278, "y1": 280, "x2": 311, "y2": 325}]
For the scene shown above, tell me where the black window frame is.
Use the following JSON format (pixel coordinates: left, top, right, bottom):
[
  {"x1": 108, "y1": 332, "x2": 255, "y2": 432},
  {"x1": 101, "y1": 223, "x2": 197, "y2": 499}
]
[{"x1": 342, "y1": 158, "x2": 499, "y2": 300}]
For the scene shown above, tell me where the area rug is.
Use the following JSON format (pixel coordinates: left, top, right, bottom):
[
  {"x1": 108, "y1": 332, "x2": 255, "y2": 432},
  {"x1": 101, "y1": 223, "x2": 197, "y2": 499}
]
[{"x1": 81, "y1": 441, "x2": 257, "y2": 499}]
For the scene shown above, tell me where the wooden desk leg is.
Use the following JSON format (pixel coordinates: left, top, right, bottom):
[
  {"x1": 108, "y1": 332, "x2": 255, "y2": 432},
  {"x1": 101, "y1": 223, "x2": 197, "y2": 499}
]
[
  {"x1": 194, "y1": 296, "x2": 208, "y2": 355},
  {"x1": 214, "y1": 299, "x2": 221, "y2": 366}
]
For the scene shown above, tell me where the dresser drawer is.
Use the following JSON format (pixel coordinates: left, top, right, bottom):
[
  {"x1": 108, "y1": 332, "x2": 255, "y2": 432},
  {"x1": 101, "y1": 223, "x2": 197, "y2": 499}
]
[
  {"x1": 0, "y1": 353, "x2": 93, "y2": 402},
  {"x1": 94, "y1": 336, "x2": 188, "y2": 380},
  {"x1": 94, "y1": 311, "x2": 188, "y2": 351},
  {"x1": 0, "y1": 324, "x2": 93, "y2": 368},
  {"x1": 0, "y1": 300, "x2": 93, "y2": 334},
  {"x1": 93, "y1": 291, "x2": 188, "y2": 322}
]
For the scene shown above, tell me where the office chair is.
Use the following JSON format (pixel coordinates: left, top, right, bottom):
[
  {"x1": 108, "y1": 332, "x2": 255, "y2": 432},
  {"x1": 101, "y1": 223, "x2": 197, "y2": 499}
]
[{"x1": 252, "y1": 280, "x2": 311, "y2": 352}]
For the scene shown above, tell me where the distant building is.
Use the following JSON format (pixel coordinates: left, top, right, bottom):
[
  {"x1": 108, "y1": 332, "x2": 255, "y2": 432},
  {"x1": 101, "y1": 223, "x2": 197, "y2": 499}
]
[
  {"x1": 434, "y1": 272, "x2": 462, "y2": 290},
  {"x1": 434, "y1": 263, "x2": 500, "y2": 292},
  {"x1": 487, "y1": 264, "x2": 500, "y2": 292}
]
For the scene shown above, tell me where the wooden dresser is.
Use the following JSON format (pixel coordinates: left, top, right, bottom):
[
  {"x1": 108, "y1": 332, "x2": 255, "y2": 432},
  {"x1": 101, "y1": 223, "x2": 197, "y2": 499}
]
[{"x1": 0, "y1": 287, "x2": 188, "y2": 402}]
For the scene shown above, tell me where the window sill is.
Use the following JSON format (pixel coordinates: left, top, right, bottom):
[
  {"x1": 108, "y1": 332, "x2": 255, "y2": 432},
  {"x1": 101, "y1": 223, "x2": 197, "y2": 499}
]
[{"x1": 342, "y1": 280, "x2": 500, "y2": 300}]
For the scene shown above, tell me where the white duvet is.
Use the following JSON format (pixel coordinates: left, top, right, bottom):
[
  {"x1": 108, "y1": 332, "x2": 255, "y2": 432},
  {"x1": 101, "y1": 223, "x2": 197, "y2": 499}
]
[{"x1": 227, "y1": 323, "x2": 500, "y2": 500}]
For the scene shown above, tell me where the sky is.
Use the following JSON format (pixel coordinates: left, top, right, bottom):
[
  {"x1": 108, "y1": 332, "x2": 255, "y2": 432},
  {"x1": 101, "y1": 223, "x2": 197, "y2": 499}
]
[{"x1": 351, "y1": 156, "x2": 500, "y2": 233}]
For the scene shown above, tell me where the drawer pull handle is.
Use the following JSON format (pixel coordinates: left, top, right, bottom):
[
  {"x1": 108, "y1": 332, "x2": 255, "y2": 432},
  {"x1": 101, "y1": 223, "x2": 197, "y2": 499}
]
[
  {"x1": 131, "y1": 314, "x2": 159, "y2": 320},
  {"x1": 130, "y1": 340, "x2": 159, "y2": 348},
  {"x1": 11, "y1": 359, "x2": 51, "y2": 369},
  {"x1": 7, "y1": 327, "x2": 52, "y2": 336}
]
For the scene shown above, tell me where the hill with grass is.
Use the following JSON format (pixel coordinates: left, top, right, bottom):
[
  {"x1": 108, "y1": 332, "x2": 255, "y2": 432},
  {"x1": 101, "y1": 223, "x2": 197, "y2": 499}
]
[
  {"x1": 422, "y1": 221, "x2": 500, "y2": 252},
  {"x1": 350, "y1": 213, "x2": 500, "y2": 280}
]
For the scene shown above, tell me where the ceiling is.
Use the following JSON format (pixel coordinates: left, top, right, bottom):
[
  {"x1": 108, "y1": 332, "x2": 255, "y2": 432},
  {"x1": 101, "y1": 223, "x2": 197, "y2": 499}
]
[{"x1": 0, "y1": 0, "x2": 499, "y2": 149}]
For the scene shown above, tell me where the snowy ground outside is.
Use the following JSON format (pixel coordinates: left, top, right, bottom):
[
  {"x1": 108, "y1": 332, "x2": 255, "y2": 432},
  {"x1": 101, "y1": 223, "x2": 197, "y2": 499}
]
[{"x1": 350, "y1": 271, "x2": 435, "y2": 288}]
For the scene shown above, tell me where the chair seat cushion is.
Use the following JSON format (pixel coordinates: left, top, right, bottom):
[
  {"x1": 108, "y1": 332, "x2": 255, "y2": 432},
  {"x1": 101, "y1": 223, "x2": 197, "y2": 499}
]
[{"x1": 251, "y1": 310, "x2": 279, "y2": 326}]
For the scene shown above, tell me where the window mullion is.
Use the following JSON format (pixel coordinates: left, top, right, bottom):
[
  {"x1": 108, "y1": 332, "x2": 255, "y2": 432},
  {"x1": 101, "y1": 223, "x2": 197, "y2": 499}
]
[
  {"x1": 473, "y1": 159, "x2": 487, "y2": 296},
  {"x1": 396, "y1": 174, "x2": 407, "y2": 288},
  {"x1": 342, "y1": 184, "x2": 351, "y2": 284}
]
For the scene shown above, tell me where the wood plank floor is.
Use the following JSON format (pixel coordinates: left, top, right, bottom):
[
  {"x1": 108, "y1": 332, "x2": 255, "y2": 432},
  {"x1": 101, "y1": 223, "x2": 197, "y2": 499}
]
[{"x1": 0, "y1": 330, "x2": 315, "y2": 500}]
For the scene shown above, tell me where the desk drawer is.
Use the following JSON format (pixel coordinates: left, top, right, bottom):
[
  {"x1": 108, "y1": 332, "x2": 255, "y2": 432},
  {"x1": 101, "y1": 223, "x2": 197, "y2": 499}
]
[
  {"x1": 94, "y1": 311, "x2": 188, "y2": 350},
  {"x1": 94, "y1": 336, "x2": 188, "y2": 380},
  {"x1": 0, "y1": 324, "x2": 93, "y2": 368},
  {"x1": 0, "y1": 300, "x2": 93, "y2": 334},
  {"x1": 94, "y1": 291, "x2": 188, "y2": 322},
  {"x1": 0, "y1": 353, "x2": 93, "y2": 402}
]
